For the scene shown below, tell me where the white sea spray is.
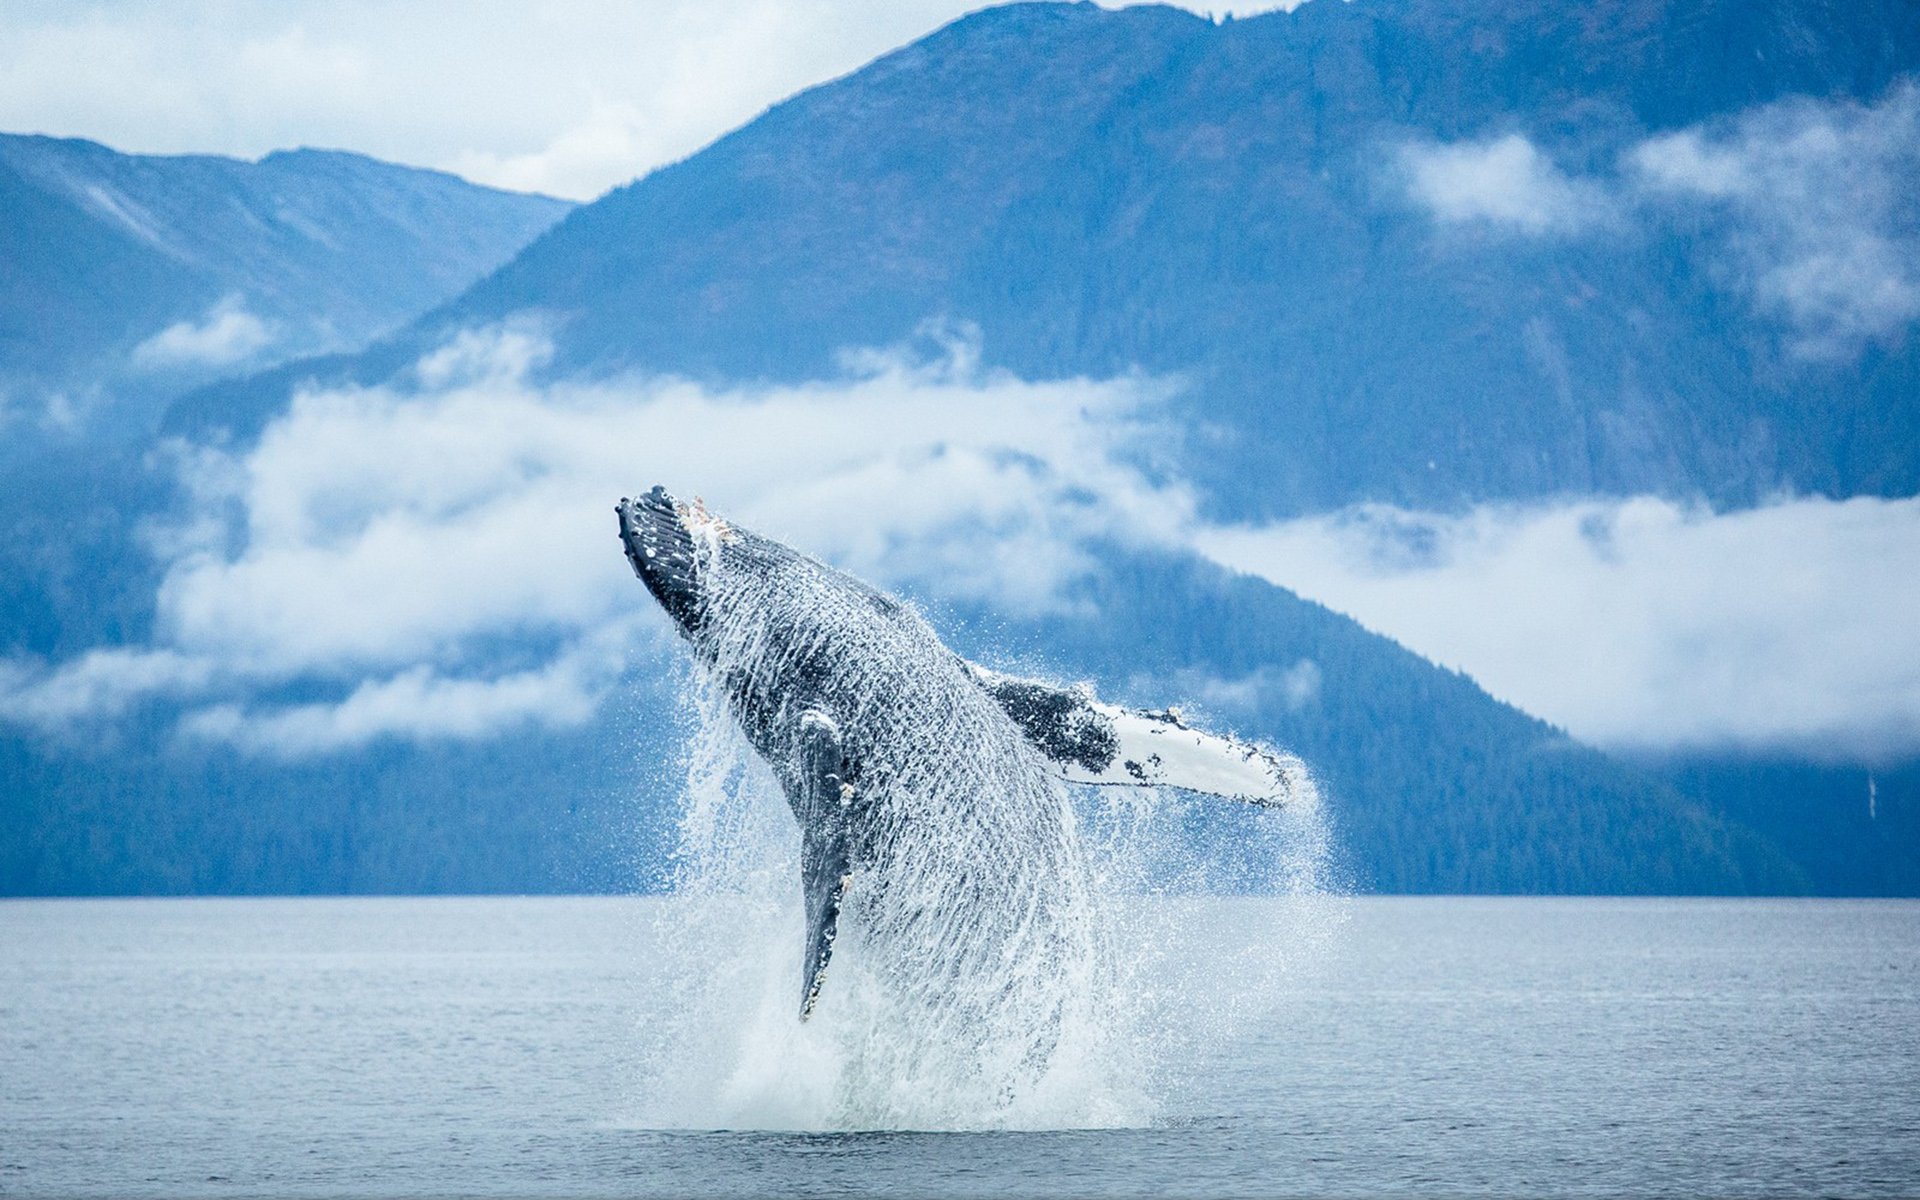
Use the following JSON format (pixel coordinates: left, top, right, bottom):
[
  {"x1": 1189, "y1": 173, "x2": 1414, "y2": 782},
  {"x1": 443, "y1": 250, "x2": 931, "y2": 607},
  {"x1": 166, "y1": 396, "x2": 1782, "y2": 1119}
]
[{"x1": 628, "y1": 521, "x2": 1337, "y2": 1130}]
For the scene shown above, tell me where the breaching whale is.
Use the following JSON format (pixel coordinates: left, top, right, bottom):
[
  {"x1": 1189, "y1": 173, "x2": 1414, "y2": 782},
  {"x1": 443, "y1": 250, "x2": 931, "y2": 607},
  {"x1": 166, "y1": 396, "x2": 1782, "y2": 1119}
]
[{"x1": 616, "y1": 486, "x2": 1308, "y2": 1020}]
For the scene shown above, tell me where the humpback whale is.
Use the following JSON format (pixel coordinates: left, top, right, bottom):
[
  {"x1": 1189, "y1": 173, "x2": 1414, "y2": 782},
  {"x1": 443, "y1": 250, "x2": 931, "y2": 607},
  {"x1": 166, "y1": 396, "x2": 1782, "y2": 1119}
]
[{"x1": 616, "y1": 486, "x2": 1308, "y2": 1021}]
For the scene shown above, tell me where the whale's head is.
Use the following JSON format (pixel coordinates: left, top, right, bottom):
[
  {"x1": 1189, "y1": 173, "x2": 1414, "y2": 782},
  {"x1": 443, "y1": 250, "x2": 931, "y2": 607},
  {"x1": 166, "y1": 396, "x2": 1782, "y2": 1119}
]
[
  {"x1": 615, "y1": 486, "x2": 718, "y2": 640},
  {"x1": 617, "y1": 483, "x2": 942, "y2": 684},
  {"x1": 616, "y1": 485, "x2": 945, "y2": 760}
]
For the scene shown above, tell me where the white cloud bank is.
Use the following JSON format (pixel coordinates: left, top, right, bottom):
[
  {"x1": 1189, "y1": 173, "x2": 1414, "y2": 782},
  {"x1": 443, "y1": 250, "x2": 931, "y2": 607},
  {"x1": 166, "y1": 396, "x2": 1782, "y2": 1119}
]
[
  {"x1": 1198, "y1": 496, "x2": 1920, "y2": 764},
  {"x1": 177, "y1": 652, "x2": 609, "y2": 757},
  {"x1": 1631, "y1": 81, "x2": 1920, "y2": 359},
  {"x1": 0, "y1": 325, "x2": 1190, "y2": 757},
  {"x1": 131, "y1": 295, "x2": 276, "y2": 369},
  {"x1": 5, "y1": 325, "x2": 1918, "y2": 765},
  {"x1": 1399, "y1": 134, "x2": 1612, "y2": 235},
  {"x1": 1402, "y1": 83, "x2": 1920, "y2": 356}
]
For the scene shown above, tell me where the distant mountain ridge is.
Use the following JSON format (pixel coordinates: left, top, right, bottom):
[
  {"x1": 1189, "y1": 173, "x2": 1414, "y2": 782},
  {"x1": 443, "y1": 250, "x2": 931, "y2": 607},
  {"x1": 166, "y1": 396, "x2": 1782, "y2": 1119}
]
[
  {"x1": 0, "y1": 133, "x2": 570, "y2": 439},
  {"x1": 169, "y1": 0, "x2": 1920, "y2": 519}
]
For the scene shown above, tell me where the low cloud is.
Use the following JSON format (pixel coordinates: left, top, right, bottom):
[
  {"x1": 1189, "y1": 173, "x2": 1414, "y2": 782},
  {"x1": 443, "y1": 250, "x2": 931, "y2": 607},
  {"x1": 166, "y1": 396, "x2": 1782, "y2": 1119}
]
[
  {"x1": 0, "y1": 649, "x2": 213, "y2": 725},
  {"x1": 1402, "y1": 85, "x2": 1920, "y2": 356},
  {"x1": 178, "y1": 651, "x2": 609, "y2": 758},
  {"x1": 1630, "y1": 81, "x2": 1920, "y2": 358},
  {"x1": 1398, "y1": 134, "x2": 1612, "y2": 235},
  {"x1": 9, "y1": 322, "x2": 1917, "y2": 765},
  {"x1": 1197, "y1": 496, "x2": 1920, "y2": 764},
  {"x1": 131, "y1": 296, "x2": 276, "y2": 369},
  {"x1": 2, "y1": 324, "x2": 1188, "y2": 755}
]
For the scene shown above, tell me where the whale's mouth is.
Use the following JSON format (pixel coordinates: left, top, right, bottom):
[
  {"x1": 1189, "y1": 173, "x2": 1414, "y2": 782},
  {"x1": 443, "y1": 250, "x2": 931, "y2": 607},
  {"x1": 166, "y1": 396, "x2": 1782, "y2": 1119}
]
[{"x1": 616, "y1": 486, "x2": 709, "y2": 637}]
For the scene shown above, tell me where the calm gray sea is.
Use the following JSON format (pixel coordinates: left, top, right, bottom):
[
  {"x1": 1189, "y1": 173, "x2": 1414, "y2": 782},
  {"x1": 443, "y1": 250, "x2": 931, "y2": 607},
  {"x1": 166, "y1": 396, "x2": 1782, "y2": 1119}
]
[{"x1": 2, "y1": 896, "x2": 1915, "y2": 1199}]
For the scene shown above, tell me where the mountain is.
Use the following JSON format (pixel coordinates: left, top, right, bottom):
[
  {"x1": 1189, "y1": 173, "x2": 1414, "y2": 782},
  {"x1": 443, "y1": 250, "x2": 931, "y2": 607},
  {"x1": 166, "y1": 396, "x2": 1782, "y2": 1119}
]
[
  {"x1": 0, "y1": 134, "x2": 570, "y2": 442},
  {"x1": 168, "y1": 0, "x2": 1920, "y2": 520}
]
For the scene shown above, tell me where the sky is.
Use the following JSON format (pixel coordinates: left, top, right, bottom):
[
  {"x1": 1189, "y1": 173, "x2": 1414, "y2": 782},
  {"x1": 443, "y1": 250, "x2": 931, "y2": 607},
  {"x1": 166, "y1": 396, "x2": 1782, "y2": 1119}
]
[{"x1": 0, "y1": 0, "x2": 1289, "y2": 201}]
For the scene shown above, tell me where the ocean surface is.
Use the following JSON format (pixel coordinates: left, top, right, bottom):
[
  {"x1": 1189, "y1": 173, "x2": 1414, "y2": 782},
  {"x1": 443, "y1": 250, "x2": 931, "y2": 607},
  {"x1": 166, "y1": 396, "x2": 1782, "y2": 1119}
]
[{"x1": 3, "y1": 895, "x2": 1916, "y2": 1199}]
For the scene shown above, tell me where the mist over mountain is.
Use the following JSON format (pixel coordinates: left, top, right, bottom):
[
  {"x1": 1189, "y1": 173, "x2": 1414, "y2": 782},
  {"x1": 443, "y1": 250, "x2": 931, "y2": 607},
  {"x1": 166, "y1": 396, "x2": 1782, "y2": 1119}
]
[
  {"x1": 0, "y1": 134, "x2": 569, "y2": 442},
  {"x1": 5, "y1": 0, "x2": 1917, "y2": 897},
  {"x1": 0, "y1": 135, "x2": 571, "y2": 656}
]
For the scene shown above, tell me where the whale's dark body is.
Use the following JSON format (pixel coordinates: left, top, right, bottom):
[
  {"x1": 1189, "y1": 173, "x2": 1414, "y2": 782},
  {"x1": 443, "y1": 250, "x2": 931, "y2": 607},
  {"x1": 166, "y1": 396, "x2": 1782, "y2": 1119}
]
[{"x1": 616, "y1": 486, "x2": 1306, "y2": 1018}]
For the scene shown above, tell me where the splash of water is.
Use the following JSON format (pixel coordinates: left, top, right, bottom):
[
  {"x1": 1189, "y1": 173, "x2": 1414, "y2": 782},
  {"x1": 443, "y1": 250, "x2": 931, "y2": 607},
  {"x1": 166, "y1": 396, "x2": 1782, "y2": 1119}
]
[{"x1": 629, "y1": 526, "x2": 1338, "y2": 1130}]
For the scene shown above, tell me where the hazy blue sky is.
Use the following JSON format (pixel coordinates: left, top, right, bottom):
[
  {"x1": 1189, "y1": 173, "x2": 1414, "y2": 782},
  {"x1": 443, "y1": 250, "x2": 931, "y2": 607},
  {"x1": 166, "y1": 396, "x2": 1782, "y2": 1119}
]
[{"x1": 0, "y1": 0, "x2": 1287, "y2": 200}]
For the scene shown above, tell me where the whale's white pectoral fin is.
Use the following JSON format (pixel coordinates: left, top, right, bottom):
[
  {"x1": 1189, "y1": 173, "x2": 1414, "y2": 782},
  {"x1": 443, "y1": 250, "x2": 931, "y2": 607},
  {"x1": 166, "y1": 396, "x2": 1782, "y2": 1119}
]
[
  {"x1": 793, "y1": 711, "x2": 854, "y2": 1019},
  {"x1": 1072, "y1": 702, "x2": 1308, "y2": 807},
  {"x1": 960, "y1": 660, "x2": 1309, "y2": 808}
]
